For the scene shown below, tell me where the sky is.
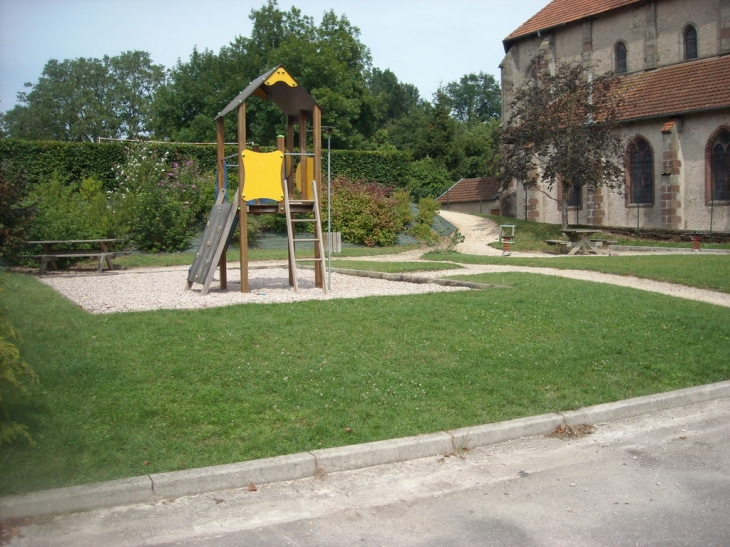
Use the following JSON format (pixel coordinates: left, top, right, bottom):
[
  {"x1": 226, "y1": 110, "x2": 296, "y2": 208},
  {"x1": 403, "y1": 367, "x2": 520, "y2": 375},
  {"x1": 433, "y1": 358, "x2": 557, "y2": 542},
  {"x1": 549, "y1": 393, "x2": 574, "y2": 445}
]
[{"x1": 0, "y1": 0, "x2": 548, "y2": 113}]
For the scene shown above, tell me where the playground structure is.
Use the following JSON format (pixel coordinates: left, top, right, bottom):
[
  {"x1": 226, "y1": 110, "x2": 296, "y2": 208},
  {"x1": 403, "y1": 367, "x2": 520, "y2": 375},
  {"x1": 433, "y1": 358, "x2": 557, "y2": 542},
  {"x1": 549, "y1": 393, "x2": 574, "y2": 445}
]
[{"x1": 186, "y1": 66, "x2": 328, "y2": 296}]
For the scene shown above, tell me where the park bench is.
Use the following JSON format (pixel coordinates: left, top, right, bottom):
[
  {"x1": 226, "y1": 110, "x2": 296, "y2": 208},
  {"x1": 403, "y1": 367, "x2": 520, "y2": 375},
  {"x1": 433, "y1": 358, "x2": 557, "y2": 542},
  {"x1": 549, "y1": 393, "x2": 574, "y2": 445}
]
[
  {"x1": 544, "y1": 239, "x2": 572, "y2": 254},
  {"x1": 590, "y1": 238, "x2": 618, "y2": 251},
  {"x1": 25, "y1": 239, "x2": 131, "y2": 274}
]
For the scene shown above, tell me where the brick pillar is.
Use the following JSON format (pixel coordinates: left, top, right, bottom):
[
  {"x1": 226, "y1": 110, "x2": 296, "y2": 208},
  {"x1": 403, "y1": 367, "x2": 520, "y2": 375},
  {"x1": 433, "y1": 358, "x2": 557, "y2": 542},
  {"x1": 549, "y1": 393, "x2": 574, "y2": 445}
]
[
  {"x1": 644, "y1": 1, "x2": 658, "y2": 68},
  {"x1": 721, "y1": 0, "x2": 730, "y2": 53},
  {"x1": 660, "y1": 121, "x2": 682, "y2": 229},
  {"x1": 586, "y1": 187, "x2": 605, "y2": 226}
]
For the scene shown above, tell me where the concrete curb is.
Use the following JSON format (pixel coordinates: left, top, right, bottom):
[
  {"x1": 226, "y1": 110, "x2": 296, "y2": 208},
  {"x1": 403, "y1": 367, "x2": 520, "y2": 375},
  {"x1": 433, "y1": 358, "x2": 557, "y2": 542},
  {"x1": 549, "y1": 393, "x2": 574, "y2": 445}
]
[{"x1": 2, "y1": 380, "x2": 729, "y2": 519}]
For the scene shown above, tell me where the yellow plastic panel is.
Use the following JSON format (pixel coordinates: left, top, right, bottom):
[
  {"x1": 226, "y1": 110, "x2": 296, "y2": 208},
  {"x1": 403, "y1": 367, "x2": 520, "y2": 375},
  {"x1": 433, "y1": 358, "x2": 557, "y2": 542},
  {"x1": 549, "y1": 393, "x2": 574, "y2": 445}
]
[
  {"x1": 265, "y1": 67, "x2": 298, "y2": 88},
  {"x1": 294, "y1": 158, "x2": 314, "y2": 192},
  {"x1": 241, "y1": 150, "x2": 285, "y2": 201}
]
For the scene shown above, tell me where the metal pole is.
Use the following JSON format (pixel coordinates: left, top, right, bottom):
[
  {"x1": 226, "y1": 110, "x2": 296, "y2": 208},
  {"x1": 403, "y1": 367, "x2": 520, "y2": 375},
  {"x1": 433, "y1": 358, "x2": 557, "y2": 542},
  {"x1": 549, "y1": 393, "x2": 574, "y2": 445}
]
[{"x1": 325, "y1": 128, "x2": 333, "y2": 291}]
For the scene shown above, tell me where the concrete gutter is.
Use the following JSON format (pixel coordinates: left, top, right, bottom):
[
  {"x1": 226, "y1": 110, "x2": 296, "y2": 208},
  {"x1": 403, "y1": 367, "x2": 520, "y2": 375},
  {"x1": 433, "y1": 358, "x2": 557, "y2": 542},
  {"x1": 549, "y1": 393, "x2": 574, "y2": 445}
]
[{"x1": 2, "y1": 380, "x2": 729, "y2": 519}]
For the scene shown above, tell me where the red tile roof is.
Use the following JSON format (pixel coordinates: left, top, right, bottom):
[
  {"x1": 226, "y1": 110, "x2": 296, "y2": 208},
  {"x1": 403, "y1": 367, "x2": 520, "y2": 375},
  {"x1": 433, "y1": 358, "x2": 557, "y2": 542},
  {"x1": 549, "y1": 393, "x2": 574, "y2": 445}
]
[
  {"x1": 437, "y1": 178, "x2": 502, "y2": 204},
  {"x1": 617, "y1": 56, "x2": 730, "y2": 122},
  {"x1": 505, "y1": 0, "x2": 643, "y2": 43}
]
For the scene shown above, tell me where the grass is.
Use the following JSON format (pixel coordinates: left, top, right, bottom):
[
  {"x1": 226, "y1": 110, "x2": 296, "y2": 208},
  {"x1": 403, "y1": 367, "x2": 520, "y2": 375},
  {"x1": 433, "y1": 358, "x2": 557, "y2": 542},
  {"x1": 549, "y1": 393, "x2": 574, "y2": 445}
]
[
  {"x1": 424, "y1": 252, "x2": 730, "y2": 293},
  {"x1": 114, "y1": 244, "x2": 421, "y2": 269},
  {"x1": 476, "y1": 214, "x2": 730, "y2": 252},
  {"x1": 1, "y1": 261, "x2": 729, "y2": 496}
]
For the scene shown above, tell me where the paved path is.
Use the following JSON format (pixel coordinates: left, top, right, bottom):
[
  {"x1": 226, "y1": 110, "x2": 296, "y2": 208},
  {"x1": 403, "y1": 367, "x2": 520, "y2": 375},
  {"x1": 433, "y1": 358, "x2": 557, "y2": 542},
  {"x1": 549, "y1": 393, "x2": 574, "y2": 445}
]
[{"x1": 8, "y1": 395, "x2": 730, "y2": 547}]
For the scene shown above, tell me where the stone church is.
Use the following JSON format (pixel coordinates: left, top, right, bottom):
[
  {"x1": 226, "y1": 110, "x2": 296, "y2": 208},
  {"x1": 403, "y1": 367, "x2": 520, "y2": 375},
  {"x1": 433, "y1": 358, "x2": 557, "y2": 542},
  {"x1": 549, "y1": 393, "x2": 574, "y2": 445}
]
[{"x1": 499, "y1": 0, "x2": 730, "y2": 234}]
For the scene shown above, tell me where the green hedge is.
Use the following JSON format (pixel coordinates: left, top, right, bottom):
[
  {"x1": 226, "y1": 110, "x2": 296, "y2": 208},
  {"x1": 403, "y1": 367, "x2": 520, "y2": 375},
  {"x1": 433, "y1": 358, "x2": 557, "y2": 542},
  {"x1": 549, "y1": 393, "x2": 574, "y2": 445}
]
[
  {"x1": 0, "y1": 140, "x2": 412, "y2": 188},
  {"x1": 330, "y1": 150, "x2": 411, "y2": 187}
]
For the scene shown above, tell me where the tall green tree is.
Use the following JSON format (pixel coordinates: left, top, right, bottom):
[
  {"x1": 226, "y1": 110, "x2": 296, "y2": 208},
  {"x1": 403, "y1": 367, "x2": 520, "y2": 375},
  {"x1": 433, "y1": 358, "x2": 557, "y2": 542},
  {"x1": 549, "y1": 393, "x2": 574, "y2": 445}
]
[
  {"x1": 500, "y1": 62, "x2": 625, "y2": 228},
  {"x1": 151, "y1": 1, "x2": 376, "y2": 149},
  {"x1": 3, "y1": 51, "x2": 164, "y2": 141},
  {"x1": 441, "y1": 71, "x2": 501, "y2": 124}
]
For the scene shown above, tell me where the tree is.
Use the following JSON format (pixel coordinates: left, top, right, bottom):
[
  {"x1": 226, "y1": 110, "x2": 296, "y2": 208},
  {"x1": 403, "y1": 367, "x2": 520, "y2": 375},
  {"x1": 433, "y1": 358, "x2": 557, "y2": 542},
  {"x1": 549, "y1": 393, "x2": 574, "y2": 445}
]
[
  {"x1": 441, "y1": 72, "x2": 501, "y2": 124},
  {"x1": 3, "y1": 51, "x2": 164, "y2": 141},
  {"x1": 500, "y1": 62, "x2": 625, "y2": 228},
  {"x1": 150, "y1": 1, "x2": 377, "y2": 148}
]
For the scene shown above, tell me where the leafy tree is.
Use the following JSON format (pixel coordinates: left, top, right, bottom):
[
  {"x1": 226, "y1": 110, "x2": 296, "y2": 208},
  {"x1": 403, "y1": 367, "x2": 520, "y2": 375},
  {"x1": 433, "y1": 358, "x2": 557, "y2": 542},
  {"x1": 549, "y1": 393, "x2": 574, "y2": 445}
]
[
  {"x1": 368, "y1": 68, "x2": 422, "y2": 128},
  {"x1": 151, "y1": 1, "x2": 376, "y2": 149},
  {"x1": 441, "y1": 71, "x2": 501, "y2": 123},
  {"x1": 451, "y1": 119, "x2": 500, "y2": 179},
  {"x1": 414, "y1": 91, "x2": 459, "y2": 171},
  {"x1": 500, "y1": 62, "x2": 625, "y2": 228},
  {"x1": 3, "y1": 51, "x2": 164, "y2": 142}
]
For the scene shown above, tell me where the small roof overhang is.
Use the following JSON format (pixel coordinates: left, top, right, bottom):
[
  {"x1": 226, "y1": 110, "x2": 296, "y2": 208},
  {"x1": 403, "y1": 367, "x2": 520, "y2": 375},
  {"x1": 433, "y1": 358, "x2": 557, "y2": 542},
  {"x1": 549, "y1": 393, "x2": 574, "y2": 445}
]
[{"x1": 215, "y1": 65, "x2": 320, "y2": 120}]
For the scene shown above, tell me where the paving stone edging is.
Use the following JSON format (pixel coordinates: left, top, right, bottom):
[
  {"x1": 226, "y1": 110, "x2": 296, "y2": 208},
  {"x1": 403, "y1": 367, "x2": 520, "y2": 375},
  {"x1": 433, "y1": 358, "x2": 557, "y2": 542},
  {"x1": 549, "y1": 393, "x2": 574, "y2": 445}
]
[{"x1": 2, "y1": 380, "x2": 729, "y2": 519}]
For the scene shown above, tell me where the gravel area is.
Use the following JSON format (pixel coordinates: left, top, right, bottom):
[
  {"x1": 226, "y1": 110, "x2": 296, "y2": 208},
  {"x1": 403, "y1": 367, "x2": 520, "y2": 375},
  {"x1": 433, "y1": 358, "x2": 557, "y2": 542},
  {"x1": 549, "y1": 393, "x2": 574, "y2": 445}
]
[
  {"x1": 33, "y1": 211, "x2": 730, "y2": 313},
  {"x1": 37, "y1": 265, "x2": 470, "y2": 314}
]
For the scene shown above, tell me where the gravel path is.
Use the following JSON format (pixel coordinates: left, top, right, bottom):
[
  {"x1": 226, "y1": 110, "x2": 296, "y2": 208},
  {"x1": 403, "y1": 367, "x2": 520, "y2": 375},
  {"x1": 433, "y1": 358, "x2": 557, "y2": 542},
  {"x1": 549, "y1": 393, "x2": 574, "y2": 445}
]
[{"x1": 35, "y1": 211, "x2": 730, "y2": 313}]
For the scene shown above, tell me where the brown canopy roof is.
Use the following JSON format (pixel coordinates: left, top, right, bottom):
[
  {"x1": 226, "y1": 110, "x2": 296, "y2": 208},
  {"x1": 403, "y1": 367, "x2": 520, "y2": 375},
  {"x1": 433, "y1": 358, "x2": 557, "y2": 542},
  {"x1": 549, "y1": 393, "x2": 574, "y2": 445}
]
[{"x1": 215, "y1": 65, "x2": 320, "y2": 120}]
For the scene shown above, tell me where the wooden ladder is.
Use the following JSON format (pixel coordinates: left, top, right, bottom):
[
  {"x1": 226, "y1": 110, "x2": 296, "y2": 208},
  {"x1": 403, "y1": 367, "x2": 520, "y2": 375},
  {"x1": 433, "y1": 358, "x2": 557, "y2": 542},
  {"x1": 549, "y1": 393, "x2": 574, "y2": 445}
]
[{"x1": 283, "y1": 179, "x2": 329, "y2": 294}]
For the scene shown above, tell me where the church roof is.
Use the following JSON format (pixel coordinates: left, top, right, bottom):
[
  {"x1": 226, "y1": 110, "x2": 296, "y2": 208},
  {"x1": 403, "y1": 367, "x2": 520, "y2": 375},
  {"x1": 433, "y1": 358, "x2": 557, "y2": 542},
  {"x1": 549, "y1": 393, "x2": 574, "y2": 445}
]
[
  {"x1": 617, "y1": 55, "x2": 730, "y2": 122},
  {"x1": 504, "y1": 0, "x2": 644, "y2": 46},
  {"x1": 437, "y1": 178, "x2": 502, "y2": 204}
]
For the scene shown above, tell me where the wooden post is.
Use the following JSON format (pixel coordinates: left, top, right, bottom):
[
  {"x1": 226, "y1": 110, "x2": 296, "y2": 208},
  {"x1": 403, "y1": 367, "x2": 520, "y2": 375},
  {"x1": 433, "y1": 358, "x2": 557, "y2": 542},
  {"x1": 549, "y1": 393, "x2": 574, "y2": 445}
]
[
  {"x1": 238, "y1": 103, "x2": 248, "y2": 293},
  {"x1": 216, "y1": 117, "x2": 228, "y2": 290},
  {"x1": 286, "y1": 116, "x2": 295, "y2": 195},
  {"x1": 298, "y1": 110, "x2": 308, "y2": 200}
]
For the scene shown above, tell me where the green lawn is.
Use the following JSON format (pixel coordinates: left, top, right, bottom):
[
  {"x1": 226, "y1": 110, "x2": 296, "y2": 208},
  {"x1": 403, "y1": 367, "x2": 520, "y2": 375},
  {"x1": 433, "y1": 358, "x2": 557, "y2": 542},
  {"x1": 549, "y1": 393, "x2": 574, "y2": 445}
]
[
  {"x1": 424, "y1": 252, "x2": 730, "y2": 293},
  {"x1": 2, "y1": 257, "x2": 729, "y2": 496}
]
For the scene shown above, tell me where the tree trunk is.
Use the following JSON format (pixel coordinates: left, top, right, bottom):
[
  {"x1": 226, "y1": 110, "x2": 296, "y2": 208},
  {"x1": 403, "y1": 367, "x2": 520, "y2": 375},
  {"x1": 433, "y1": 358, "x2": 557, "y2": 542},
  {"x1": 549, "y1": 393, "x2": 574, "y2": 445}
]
[{"x1": 561, "y1": 186, "x2": 570, "y2": 229}]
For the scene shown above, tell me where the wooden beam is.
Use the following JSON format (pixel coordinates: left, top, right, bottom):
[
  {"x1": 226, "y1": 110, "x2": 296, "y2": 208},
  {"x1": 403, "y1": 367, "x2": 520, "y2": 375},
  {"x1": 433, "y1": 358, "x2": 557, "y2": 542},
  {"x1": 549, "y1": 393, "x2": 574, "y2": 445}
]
[
  {"x1": 216, "y1": 117, "x2": 227, "y2": 290},
  {"x1": 298, "y1": 110, "x2": 308, "y2": 200}
]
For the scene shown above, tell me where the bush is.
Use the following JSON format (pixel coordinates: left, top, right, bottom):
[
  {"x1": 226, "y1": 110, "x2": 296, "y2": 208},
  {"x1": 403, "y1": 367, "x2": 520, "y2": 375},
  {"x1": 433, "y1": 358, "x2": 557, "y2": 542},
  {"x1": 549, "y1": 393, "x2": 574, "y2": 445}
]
[
  {"x1": 326, "y1": 178, "x2": 411, "y2": 247},
  {"x1": 0, "y1": 162, "x2": 36, "y2": 259},
  {"x1": 0, "y1": 282, "x2": 38, "y2": 446},
  {"x1": 114, "y1": 147, "x2": 213, "y2": 253}
]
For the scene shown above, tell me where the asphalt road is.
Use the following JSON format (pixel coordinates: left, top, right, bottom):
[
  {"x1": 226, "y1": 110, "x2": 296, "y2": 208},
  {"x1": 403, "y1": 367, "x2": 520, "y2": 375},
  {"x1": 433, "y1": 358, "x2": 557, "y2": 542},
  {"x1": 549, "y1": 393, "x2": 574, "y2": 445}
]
[{"x1": 8, "y1": 397, "x2": 730, "y2": 547}]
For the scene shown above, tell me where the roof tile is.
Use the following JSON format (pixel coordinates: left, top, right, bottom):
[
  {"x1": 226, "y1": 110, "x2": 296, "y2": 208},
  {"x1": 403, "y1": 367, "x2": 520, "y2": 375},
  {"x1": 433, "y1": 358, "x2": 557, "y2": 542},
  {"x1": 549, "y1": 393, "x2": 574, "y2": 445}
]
[
  {"x1": 618, "y1": 56, "x2": 730, "y2": 121},
  {"x1": 505, "y1": 0, "x2": 643, "y2": 42},
  {"x1": 437, "y1": 178, "x2": 502, "y2": 204}
]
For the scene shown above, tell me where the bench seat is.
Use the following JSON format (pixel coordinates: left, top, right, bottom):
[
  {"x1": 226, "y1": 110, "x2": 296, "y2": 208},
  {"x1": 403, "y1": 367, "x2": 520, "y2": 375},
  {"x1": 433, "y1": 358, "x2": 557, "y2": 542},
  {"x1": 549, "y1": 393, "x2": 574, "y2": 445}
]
[{"x1": 544, "y1": 239, "x2": 572, "y2": 254}]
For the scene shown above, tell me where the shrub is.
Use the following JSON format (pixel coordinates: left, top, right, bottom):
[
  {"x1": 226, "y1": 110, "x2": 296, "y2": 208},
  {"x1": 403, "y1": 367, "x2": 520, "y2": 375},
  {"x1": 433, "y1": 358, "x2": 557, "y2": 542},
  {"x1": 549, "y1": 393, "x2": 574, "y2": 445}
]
[
  {"x1": 27, "y1": 176, "x2": 97, "y2": 241},
  {"x1": 113, "y1": 147, "x2": 213, "y2": 253},
  {"x1": 0, "y1": 162, "x2": 36, "y2": 259},
  {"x1": 0, "y1": 282, "x2": 38, "y2": 446},
  {"x1": 326, "y1": 178, "x2": 411, "y2": 247}
]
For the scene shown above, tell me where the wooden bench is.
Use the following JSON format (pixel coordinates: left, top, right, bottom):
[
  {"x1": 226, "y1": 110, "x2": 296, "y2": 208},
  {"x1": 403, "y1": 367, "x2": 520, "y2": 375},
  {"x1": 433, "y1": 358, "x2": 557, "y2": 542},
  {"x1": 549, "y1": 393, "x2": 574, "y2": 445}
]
[
  {"x1": 25, "y1": 239, "x2": 131, "y2": 274},
  {"x1": 590, "y1": 239, "x2": 618, "y2": 251},
  {"x1": 544, "y1": 239, "x2": 572, "y2": 254}
]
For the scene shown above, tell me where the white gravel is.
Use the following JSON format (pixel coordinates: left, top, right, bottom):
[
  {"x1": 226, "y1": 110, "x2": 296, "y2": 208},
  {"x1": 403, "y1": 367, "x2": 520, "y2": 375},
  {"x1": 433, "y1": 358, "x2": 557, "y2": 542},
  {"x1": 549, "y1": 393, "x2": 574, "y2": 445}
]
[
  {"x1": 34, "y1": 210, "x2": 730, "y2": 313},
  {"x1": 37, "y1": 264, "x2": 470, "y2": 314}
]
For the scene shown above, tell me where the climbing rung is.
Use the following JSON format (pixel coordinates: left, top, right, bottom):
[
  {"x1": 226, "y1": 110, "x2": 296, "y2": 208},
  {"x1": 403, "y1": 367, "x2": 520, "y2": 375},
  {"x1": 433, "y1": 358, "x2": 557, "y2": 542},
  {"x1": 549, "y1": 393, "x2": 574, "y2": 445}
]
[
  {"x1": 295, "y1": 258, "x2": 323, "y2": 263},
  {"x1": 292, "y1": 238, "x2": 319, "y2": 243},
  {"x1": 290, "y1": 218, "x2": 315, "y2": 223}
]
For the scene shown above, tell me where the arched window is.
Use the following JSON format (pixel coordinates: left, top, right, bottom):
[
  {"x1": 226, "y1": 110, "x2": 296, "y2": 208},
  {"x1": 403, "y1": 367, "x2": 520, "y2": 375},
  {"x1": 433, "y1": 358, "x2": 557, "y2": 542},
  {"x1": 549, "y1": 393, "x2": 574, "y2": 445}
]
[
  {"x1": 684, "y1": 26, "x2": 698, "y2": 60},
  {"x1": 628, "y1": 138, "x2": 654, "y2": 204},
  {"x1": 711, "y1": 130, "x2": 730, "y2": 201},
  {"x1": 615, "y1": 42, "x2": 627, "y2": 74}
]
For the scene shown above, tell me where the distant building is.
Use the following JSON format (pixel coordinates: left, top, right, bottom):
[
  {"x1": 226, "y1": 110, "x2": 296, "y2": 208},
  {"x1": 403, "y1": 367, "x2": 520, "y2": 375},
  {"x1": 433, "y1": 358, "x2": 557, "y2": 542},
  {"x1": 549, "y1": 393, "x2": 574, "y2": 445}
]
[
  {"x1": 437, "y1": 177, "x2": 502, "y2": 215},
  {"x1": 500, "y1": 0, "x2": 730, "y2": 232}
]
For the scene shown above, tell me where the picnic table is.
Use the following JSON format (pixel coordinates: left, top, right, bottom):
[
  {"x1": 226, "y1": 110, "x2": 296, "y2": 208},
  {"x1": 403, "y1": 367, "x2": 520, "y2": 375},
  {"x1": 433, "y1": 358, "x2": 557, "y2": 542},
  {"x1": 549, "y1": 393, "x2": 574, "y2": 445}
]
[
  {"x1": 25, "y1": 239, "x2": 131, "y2": 274},
  {"x1": 561, "y1": 229, "x2": 606, "y2": 255}
]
